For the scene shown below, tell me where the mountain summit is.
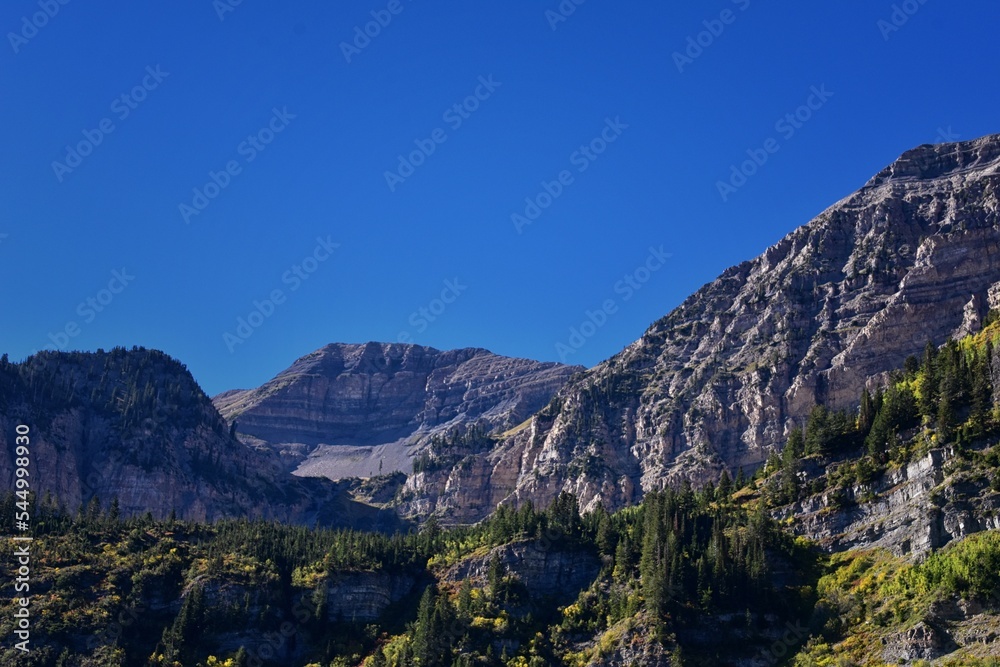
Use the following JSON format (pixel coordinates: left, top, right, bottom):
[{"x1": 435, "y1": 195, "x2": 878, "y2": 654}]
[
  {"x1": 213, "y1": 342, "x2": 582, "y2": 480},
  {"x1": 405, "y1": 134, "x2": 1000, "y2": 521}
]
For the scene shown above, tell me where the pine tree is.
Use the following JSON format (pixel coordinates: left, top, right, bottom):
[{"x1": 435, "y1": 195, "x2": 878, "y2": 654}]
[
  {"x1": 595, "y1": 506, "x2": 615, "y2": 555},
  {"x1": 937, "y1": 392, "x2": 955, "y2": 442},
  {"x1": 457, "y1": 579, "x2": 474, "y2": 618},
  {"x1": 639, "y1": 494, "x2": 667, "y2": 619},
  {"x1": 782, "y1": 427, "x2": 805, "y2": 470},
  {"x1": 919, "y1": 341, "x2": 940, "y2": 419},
  {"x1": 859, "y1": 388, "x2": 876, "y2": 434},
  {"x1": 487, "y1": 553, "x2": 506, "y2": 603},
  {"x1": 970, "y1": 346, "x2": 994, "y2": 433},
  {"x1": 412, "y1": 586, "x2": 437, "y2": 665},
  {"x1": 718, "y1": 470, "x2": 733, "y2": 499},
  {"x1": 85, "y1": 496, "x2": 102, "y2": 524},
  {"x1": 804, "y1": 406, "x2": 833, "y2": 454}
]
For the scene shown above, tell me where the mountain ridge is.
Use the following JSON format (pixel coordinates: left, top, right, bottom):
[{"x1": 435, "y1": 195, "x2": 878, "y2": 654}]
[
  {"x1": 0, "y1": 347, "x2": 397, "y2": 529},
  {"x1": 212, "y1": 341, "x2": 583, "y2": 481},
  {"x1": 401, "y1": 133, "x2": 1000, "y2": 522}
]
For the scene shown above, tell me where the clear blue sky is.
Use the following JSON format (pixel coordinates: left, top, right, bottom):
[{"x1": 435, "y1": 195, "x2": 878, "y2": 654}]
[{"x1": 2, "y1": 1, "x2": 999, "y2": 396}]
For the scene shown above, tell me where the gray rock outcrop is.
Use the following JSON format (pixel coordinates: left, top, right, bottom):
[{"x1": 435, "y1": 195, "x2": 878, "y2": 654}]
[
  {"x1": 214, "y1": 343, "x2": 581, "y2": 481},
  {"x1": 408, "y1": 134, "x2": 1000, "y2": 522}
]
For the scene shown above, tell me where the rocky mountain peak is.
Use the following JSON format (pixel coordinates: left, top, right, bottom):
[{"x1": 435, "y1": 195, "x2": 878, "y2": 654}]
[
  {"x1": 0, "y1": 347, "x2": 388, "y2": 527},
  {"x1": 402, "y1": 133, "x2": 1000, "y2": 523},
  {"x1": 865, "y1": 134, "x2": 1000, "y2": 188},
  {"x1": 213, "y1": 343, "x2": 582, "y2": 481}
]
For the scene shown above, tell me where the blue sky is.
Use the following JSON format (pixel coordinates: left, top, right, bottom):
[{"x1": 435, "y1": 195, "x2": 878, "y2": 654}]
[{"x1": 2, "y1": 1, "x2": 999, "y2": 396}]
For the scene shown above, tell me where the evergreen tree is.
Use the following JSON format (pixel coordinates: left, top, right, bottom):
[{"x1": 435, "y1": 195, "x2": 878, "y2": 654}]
[
  {"x1": 970, "y1": 345, "x2": 994, "y2": 433},
  {"x1": 858, "y1": 388, "x2": 876, "y2": 434},
  {"x1": 804, "y1": 406, "x2": 833, "y2": 454},
  {"x1": 783, "y1": 426, "x2": 805, "y2": 469},
  {"x1": 639, "y1": 494, "x2": 667, "y2": 619},
  {"x1": 487, "y1": 552, "x2": 506, "y2": 603},
  {"x1": 109, "y1": 497, "x2": 121, "y2": 524},
  {"x1": 457, "y1": 579, "x2": 474, "y2": 618},
  {"x1": 548, "y1": 491, "x2": 582, "y2": 538},
  {"x1": 718, "y1": 470, "x2": 733, "y2": 500},
  {"x1": 412, "y1": 586, "x2": 437, "y2": 665},
  {"x1": 595, "y1": 506, "x2": 615, "y2": 555},
  {"x1": 918, "y1": 341, "x2": 940, "y2": 419}
]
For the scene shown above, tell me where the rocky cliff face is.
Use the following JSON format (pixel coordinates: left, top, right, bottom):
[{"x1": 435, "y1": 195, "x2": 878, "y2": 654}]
[
  {"x1": 213, "y1": 343, "x2": 581, "y2": 481},
  {"x1": 779, "y1": 445, "x2": 1000, "y2": 559},
  {"x1": 0, "y1": 348, "x2": 391, "y2": 527},
  {"x1": 408, "y1": 134, "x2": 1000, "y2": 522},
  {"x1": 442, "y1": 538, "x2": 600, "y2": 601},
  {"x1": 324, "y1": 571, "x2": 417, "y2": 622}
]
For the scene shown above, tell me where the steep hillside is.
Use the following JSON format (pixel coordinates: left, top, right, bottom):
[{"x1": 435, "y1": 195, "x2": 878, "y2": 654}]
[
  {"x1": 0, "y1": 486, "x2": 814, "y2": 667},
  {"x1": 406, "y1": 134, "x2": 1000, "y2": 523},
  {"x1": 9, "y1": 326, "x2": 1000, "y2": 665},
  {"x1": 213, "y1": 343, "x2": 581, "y2": 481},
  {"x1": 0, "y1": 348, "x2": 393, "y2": 528}
]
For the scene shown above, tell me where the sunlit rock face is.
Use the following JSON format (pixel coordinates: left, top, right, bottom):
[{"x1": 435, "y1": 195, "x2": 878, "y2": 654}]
[{"x1": 409, "y1": 135, "x2": 1000, "y2": 522}]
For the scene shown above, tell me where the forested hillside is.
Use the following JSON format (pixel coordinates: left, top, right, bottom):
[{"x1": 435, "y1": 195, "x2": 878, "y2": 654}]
[{"x1": 8, "y1": 322, "x2": 1000, "y2": 665}]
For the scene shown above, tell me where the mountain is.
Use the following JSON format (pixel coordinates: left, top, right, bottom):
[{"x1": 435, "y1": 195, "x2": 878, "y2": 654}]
[
  {"x1": 9, "y1": 135, "x2": 1000, "y2": 666},
  {"x1": 0, "y1": 348, "x2": 396, "y2": 528},
  {"x1": 406, "y1": 134, "x2": 1000, "y2": 522},
  {"x1": 213, "y1": 342, "x2": 582, "y2": 481},
  {"x1": 11, "y1": 321, "x2": 1000, "y2": 666}
]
